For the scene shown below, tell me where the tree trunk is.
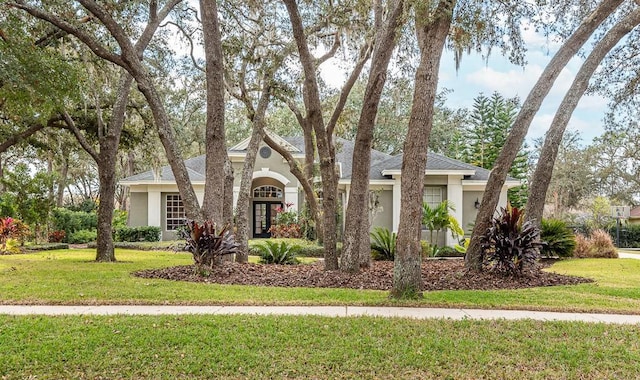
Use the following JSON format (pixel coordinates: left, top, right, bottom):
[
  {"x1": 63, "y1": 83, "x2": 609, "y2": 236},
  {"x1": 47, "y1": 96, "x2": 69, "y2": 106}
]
[
  {"x1": 341, "y1": 0, "x2": 406, "y2": 273},
  {"x1": 56, "y1": 155, "x2": 69, "y2": 207},
  {"x1": 465, "y1": 0, "x2": 625, "y2": 270},
  {"x1": 391, "y1": 0, "x2": 454, "y2": 299},
  {"x1": 199, "y1": 0, "x2": 228, "y2": 224},
  {"x1": 235, "y1": 127, "x2": 265, "y2": 263},
  {"x1": 283, "y1": 0, "x2": 340, "y2": 269},
  {"x1": 526, "y1": 7, "x2": 640, "y2": 227},
  {"x1": 94, "y1": 73, "x2": 134, "y2": 262},
  {"x1": 223, "y1": 156, "x2": 234, "y2": 226}
]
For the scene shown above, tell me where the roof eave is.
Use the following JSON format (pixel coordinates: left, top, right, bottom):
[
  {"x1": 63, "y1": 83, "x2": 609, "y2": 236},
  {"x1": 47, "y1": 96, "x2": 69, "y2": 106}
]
[
  {"x1": 119, "y1": 180, "x2": 207, "y2": 187},
  {"x1": 380, "y1": 169, "x2": 477, "y2": 176}
]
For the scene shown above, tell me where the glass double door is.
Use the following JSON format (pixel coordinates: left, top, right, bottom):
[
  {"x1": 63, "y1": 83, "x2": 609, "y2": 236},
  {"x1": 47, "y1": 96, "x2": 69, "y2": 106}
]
[{"x1": 253, "y1": 201, "x2": 283, "y2": 238}]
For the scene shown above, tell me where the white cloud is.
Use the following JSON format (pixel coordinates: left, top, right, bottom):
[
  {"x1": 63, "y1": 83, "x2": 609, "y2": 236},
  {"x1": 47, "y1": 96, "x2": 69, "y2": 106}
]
[
  {"x1": 576, "y1": 94, "x2": 608, "y2": 110},
  {"x1": 521, "y1": 24, "x2": 562, "y2": 54},
  {"x1": 464, "y1": 65, "x2": 541, "y2": 98},
  {"x1": 529, "y1": 113, "x2": 554, "y2": 140}
]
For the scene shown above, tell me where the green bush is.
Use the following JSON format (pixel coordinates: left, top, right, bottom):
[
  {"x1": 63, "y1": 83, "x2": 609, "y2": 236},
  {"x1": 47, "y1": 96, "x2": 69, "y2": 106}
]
[
  {"x1": 540, "y1": 219, "x2": 577, "y2": 258},
  {"x1": 370, "y1": 227, "x2": 396, "y2": 261},
  {"x1": 607, "y1": 223, "x2": 640, "y2": 248},
  {"x1": 115, "y1": 226, "x2": 161, "y2": 242},
  {"x1": 67, "y1": 229, "x2": 97, "y2": 244},
  {"x1": 249, "y1": 238, "x2": 327, "y2": 257},
  {"x1": 254, "y1": 240, "x2": 300, "y2": 265},
  {"x1": 435, "y1": 246, "x2": 463, "y2": 257},
  {"x1": 24, "y1": 243, "x2": 69, "y2": 251},
  {"x1": 420, "y1": 240, "x2": 431, "y2": 257},
  {"x1": 296, "y1": 244, "x2": 325, "y2": 257},
  {"x1": 112, "y1": 210, "x2": 128, "y2": 229},
  {"x1": 51, "y1": 208, "x2": 97, "y2": 241}
]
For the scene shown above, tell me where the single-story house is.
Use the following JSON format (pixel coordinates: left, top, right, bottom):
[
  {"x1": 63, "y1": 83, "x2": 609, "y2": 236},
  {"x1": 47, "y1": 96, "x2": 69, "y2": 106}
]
[
  {"x1": 120, "y1": 132, "x2": 520, "y2": 245},
  {"x1": 628, "y1": 206, "x2": 640, "y2": 225}
]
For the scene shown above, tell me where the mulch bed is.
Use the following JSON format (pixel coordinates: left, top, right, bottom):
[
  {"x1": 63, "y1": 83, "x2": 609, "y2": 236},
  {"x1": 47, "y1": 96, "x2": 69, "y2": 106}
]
[{"x1": 134, "y1": 259, "x2": 593, "y2": 291}]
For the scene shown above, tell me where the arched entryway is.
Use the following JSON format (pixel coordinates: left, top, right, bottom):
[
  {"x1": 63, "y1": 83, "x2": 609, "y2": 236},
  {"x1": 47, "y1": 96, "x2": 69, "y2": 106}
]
[{"x1": 251, "y1": 178, "x2": 285, "y2": 238}]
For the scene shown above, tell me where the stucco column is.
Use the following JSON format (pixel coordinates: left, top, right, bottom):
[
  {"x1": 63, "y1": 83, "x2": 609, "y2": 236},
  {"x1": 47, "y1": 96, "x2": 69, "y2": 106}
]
[
  {"x1": 498, "y1": 186, "x2": 509, "y2": 211},
  {"x1": 392, "y1": 177, "x2": 401, "y2": 232},
  {"x1": 147, "y1": 190, "x2": 161, "y2": 227},
  {"x1": 233, "y1": 186, "x2": 240, "y2": 208},
  {"x1": 285, "y1": 187, "x2": 298, "y2": 211},
  {"x1": 447, "y1": 175, "x2": 464, "y2": 247}
]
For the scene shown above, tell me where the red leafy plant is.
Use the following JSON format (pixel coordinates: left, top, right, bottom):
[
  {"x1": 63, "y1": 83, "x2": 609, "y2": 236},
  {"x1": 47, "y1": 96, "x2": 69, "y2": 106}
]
[
  {"x1": 0, "y1": 218, "x2": 29, "y2": 254},
  {"x1": 179, "y1": 220, "x2": 238, "y2": 270},
  {"x1": 480, "y1": 205, "x2": 542, "y2": 276}
]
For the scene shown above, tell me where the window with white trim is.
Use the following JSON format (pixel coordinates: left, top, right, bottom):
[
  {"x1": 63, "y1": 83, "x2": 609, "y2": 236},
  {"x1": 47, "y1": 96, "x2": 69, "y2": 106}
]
[
  {"x1": 423, "y1": 187, "x2": 443, "y2": 208},
  {"x1": 166, "y1": 194, "x2": 186, "y2": 230},
  {"x1": 252, "y1": 185, "x2": 283, "y2": 198}
]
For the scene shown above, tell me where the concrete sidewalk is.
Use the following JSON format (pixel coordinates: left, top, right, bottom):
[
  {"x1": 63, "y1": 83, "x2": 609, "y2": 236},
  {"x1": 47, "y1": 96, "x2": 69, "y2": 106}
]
[
  {"x1": 1, "y1": 305, "x2": 639, "y2": 324},
  {"x1": 618, "y1": 251, "x2": 640, "y2": 259}
]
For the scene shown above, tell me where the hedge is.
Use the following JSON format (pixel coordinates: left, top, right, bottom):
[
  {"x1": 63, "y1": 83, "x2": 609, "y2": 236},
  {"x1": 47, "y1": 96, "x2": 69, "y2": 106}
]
[{"x1": 114, "y1": 226, "x2": 161, "y2": 242}]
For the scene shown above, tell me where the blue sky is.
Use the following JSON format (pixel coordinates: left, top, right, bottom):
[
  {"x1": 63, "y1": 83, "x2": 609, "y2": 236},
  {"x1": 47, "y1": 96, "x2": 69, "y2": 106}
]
[
  {"x1": 437, "y1": 28, "x2": 608, "y2": 145},
  {"x1": 320, "y1": 26, "x2": 609, "y2": 146}
]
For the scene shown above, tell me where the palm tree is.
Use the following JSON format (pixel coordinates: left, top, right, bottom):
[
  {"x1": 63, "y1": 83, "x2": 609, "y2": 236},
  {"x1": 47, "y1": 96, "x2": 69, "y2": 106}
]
[{"x1": 422, "y1": 200, "x2": 462, "y2": 252}]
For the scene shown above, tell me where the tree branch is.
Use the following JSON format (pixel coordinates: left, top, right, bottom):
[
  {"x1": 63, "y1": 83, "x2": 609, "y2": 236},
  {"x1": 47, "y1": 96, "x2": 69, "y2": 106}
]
[
  {"x1": 0, "y1": 123, "x2": 46, "y2": 153},
  {"x1": 315, "y1": 32, "x2": 341, "y2": 66},
  {"x1": 60, "y1": 111, "x2": 99, "y2": 161},
  {"x1": 9, "y1": 1, "x2": 125, "y2": 67},
  {"x1": 162, "y1": 20, "x2": 204, "y2": 72},
  {"x1": 326, "y1": 40, "x2": 374, "y2": 137}
]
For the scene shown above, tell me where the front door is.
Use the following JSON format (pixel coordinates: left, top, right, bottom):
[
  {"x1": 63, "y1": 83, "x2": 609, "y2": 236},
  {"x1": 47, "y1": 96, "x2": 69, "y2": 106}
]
[{"x1": 253, "y1": 201, "x2": 282, "y2": 238}]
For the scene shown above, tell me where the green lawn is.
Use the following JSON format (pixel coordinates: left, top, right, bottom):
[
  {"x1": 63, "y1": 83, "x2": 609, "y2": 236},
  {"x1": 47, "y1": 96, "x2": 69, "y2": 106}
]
[
  {"x1": 2, "y1": 249, "x2": 640, "y2": 379},
  {"x1": 1, "y1": 249, "x2": 640, "y2": 313},
  {"x1": 1, "y1": 314, "x2": 639, "y2": 379}
]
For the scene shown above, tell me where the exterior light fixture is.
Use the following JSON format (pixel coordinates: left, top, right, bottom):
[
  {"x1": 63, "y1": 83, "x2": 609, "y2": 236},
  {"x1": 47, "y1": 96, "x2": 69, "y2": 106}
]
[{"x1": 474, "y1": 198, "x2": 481, "y2": 209}]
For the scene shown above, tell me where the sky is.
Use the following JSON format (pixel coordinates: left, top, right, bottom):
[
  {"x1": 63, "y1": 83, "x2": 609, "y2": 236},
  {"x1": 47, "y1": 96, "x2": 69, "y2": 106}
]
[
  {"x1": 437, "y1": 27, "x2": 608, "y2": 145},
  {"x1": 320, "y1": 26, "x2": 609, "y2": 146}
]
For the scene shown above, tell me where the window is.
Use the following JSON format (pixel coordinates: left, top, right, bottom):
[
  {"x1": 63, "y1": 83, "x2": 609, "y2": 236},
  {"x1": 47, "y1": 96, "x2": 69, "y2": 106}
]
[
  {"x1": 423, "y1": 187, "x2": 443, "y2": 208},
  {"x1": 166, "y1": 194, "x2": 185, "y2": 230},
  {"x1": 252, "y1": 185, "x2": 283, "y2": 198}
]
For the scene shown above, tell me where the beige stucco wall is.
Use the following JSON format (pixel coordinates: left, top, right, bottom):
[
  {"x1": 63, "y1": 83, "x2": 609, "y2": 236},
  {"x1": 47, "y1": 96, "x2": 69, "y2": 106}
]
[
  {"x1": 370, "y1": 189, "x2": 394, "y2": 232},
  {"x1": 424, "y1": 175, "x2": 448, "y2": 185},
  {"x1": 129, "y1": 192, "x2": 148, "y2": 227},
  {"x1": 231, "y1": 144, "x2": 299, "y2": 187},
  {"x1": 462, "y1": 191, "x2": 483, "y2": 235}
]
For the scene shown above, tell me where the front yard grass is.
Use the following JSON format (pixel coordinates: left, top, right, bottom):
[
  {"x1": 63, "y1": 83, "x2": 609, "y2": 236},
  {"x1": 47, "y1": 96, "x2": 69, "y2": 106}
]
[
  {"x1": 1, "y1": 249, "x2": 640, "y2": 313},
  {"x1": 1, "y1": 314, "x2": 639, "y2": 379}
]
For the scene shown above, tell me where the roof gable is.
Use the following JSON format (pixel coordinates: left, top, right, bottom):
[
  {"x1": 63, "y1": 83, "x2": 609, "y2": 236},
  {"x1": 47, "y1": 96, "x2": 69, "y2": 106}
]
[{"x1": 230, "y1": 130, "x2": 301, "y2": 153}]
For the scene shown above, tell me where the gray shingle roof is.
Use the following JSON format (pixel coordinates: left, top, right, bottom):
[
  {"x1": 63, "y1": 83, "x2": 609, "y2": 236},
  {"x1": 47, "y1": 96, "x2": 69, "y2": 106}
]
[
  {"x1": 121, "y1": 135, "x2": 503, "y2": 183},
  {"x1": 120, "y1": 155, "x2": 206, "y2": 183}
]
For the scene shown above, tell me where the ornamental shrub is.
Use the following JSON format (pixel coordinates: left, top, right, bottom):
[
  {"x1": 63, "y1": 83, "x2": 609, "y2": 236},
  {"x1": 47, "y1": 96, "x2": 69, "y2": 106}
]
[
  {"x1": 48, "y1": 230, "x2": 66, "y2": 243},
  {"x1": 435, "y1": 246, "x2": 463, "y2": 257},
  {"x1": 115, "y1": 226, "x2": 161, "y2": 242},
  {"x1": 540, "y1": 219, "x2": 576, "y2": 258},
  {"x1": 254, "y1": 240, "x2": 300, "y2": 265},
  {"x1": 573, "y1": 230, "x2": 618, "y2": 258},
  {"x1": 269, "y1": 203, "x2": 302, "y2": 238},
  {"x1": 370, "y1": 227, "x2": 396, "y2": 261},
  {"x1": 180, "y1": 220, "x2": 238, "y2": 269},
  {"x1": 480, "y1": 205, "x2": 542, "y2": 276},
  {"x1": 51, "y1": 208, "x2": 97, "y2": 241},
  {"x1": 67, "y1": 229, "x2": 97, "y2": 244},
  {"x1": 0, "y1": 217, "x2": 29, "y2": 253},
  {"x1": 573, "y1": 233, "x2": 591, "y2": 258}
]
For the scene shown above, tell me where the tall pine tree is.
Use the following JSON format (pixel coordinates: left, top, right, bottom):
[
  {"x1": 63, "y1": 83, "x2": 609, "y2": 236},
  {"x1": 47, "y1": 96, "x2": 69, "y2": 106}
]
[{"x1": 461, "y1": 92, "x2": 529, "y2": 208}]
